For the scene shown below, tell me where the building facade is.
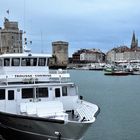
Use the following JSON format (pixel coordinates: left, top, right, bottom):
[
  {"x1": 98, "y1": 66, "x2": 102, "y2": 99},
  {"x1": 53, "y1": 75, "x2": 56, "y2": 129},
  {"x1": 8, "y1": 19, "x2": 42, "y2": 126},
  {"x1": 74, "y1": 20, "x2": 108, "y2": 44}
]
[
  {"x1": 72, "y1": 49, "x2": 87, "y2": 63},
  {"x1": 72, "y1": 49, "x2": 105, "y2": 63},
  {"x1": 0, "y1": 18, "x2": 23, "y2": 54}
]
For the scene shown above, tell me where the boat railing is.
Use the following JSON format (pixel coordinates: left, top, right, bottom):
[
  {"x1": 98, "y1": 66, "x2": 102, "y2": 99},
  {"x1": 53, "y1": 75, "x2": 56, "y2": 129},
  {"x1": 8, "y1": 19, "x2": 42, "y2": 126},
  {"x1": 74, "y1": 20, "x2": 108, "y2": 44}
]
[
  {"x1": 49, "y1": 77, "x2": 71, "y2": 83},
  {"x1": 0, "y1": 69, "x2": 71, "y2": 84},
  {"x1": 49, "y1": 69, "x2": 68, "y2": 74},
  {"x1": 49, "y1": 69, "x2": 71, "y2": 83},
  {"x1": 76, "y1": 100, "x2": 98, "y2": 122}
]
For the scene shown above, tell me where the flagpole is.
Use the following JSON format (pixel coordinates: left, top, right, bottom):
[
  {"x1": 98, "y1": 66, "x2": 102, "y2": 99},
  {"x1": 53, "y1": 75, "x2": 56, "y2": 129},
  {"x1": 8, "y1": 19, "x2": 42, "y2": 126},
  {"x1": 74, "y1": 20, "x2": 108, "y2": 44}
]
[{"x1": 6, "y1": 10, "x2": 10, "y2": 19}]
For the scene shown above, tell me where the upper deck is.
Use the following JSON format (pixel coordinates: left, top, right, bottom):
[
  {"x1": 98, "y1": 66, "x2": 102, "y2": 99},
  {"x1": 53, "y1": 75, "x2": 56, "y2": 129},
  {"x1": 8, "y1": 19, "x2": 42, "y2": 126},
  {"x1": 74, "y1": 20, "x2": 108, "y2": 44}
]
[
  {"x1": 0, "y1": 53, "x2": 70, "y2": 84},
  {"x1": 0, "y1": 53, "x2": 51, "y2": 67}
]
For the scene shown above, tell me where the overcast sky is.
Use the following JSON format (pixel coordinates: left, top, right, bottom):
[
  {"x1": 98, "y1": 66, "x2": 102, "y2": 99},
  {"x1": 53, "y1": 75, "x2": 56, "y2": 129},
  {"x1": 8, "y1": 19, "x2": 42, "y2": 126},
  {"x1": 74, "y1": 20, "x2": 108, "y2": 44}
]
[{"x1": 0, "y1": 0, "x2": 140, "y2": 56}]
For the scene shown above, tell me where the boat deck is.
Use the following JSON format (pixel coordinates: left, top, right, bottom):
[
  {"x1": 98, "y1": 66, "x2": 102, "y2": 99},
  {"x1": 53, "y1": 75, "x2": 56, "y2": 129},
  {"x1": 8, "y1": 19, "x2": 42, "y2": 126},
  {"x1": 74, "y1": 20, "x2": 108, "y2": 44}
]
[{"x1": 66, "y1": 110, "x2": 79, "y2": 121}]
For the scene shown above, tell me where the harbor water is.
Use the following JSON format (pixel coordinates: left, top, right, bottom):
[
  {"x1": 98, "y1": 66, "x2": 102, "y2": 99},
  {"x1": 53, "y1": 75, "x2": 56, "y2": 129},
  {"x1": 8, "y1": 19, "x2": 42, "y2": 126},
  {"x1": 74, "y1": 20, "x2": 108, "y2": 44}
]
[
  {"x1": 69, "y1": 70, "x2": 140, "y2": 140},
  {"x1": 1, "y1": 70, "x2": 140, "y2": 140}
]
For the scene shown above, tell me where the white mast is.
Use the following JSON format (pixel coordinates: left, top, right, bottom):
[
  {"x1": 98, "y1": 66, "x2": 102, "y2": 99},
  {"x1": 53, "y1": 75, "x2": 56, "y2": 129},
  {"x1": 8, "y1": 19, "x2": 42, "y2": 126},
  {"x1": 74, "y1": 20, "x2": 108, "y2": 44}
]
[{"x1": 0, "y1": 29, "x2": 2, "y2": 54}]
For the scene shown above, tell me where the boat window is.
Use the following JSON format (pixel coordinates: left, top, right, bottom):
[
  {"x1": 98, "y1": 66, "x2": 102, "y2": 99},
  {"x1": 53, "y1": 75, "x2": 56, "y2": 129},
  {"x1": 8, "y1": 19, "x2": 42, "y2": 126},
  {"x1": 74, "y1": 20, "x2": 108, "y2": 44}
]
[
  {"x1": 36, "y1": 88, "x2": 48, "y2": 98},
  {"x1": 0, "y1": 59, "x2": 2, "y2": 66},
  {"x1": 0, "y1": 89, "x2": 5, "y2": 100},
  {"x1": 30, "y1": 58, "x2": 37, "y2": 66},
  {"x1": 22, "y1": 88, "x2": 33, "y2": 99},
  {"x1": 21, "y1": 58, "x2": 37, "y2": 66},
  {"x1": 62, "y1": 86, "x2": 67, "y2": 96},
  {"x1": 4, "y1": 58, "x2": 10, "y2": 66},
  {"x1": 38, "y1": 58, "x2": 46, "y2": 66},
  {"x1": 8, "y1": 90, "x2": 14, "y2": 100},
  {"x1": 12, "y1": 58, "x2": 20, "y2": 66},
  {"x1": 55, "y1": 88, "x2": 60, "y2": 98}
]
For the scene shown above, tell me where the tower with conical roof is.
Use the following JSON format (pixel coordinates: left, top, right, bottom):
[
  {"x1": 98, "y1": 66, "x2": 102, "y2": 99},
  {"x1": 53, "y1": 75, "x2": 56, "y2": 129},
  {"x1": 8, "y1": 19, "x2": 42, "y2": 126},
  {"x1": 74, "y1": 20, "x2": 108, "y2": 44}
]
[
  {"x1": 131, "y1": 31, "x2": 138, "y2": 50},
  {"x1": 0, "y1": 18, "x2": 23, "y2": 54}
]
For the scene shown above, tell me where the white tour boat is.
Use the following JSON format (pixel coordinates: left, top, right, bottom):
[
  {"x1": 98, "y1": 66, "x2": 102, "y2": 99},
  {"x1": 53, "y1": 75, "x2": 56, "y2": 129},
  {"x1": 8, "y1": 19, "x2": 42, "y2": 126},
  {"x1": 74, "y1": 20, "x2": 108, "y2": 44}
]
[{"x1": 0, "y1": 51, "x2": 99, "y2": 140}]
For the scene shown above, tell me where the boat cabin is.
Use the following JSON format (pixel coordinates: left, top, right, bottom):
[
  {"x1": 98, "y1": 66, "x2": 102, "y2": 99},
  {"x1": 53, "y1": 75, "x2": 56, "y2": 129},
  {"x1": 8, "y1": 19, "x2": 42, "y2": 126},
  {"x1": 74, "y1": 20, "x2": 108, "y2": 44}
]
[
  {"x1": 0, "y1": 82, "x2": 78, "y2": 116},
  {"x1": 0, "y1": 53, "x2": 70, "y2": 83},
  {"x1": 0, "y1": 53, "x2": 80, "y2": 121}
]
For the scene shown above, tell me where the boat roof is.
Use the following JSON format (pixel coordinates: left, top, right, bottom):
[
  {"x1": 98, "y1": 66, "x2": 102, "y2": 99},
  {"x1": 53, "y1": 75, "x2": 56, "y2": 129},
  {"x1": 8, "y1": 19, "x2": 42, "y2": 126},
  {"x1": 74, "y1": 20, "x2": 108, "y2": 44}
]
[{"x1": 0, "y1": 53, "x2": 52, "y2": 58}]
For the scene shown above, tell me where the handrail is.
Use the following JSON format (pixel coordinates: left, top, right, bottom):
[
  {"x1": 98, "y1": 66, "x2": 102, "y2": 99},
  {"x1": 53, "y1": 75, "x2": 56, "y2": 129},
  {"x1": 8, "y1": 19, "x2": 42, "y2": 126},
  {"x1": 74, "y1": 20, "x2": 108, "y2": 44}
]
[
  {"x1": 0, "y1": 71, "x2": 71, "y2": 84},
  {"x1": 49, "y1": 69, "x2": 68, "y2": 74},
  {"x1": 76, "y1": 101, "x2": 98, "y2": 122}
]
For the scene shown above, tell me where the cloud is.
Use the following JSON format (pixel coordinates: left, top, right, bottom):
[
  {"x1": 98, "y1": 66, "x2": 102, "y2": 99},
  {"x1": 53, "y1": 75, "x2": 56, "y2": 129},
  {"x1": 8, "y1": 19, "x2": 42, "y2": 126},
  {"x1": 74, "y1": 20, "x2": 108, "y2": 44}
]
[{"x1": 0, "y1": 0, "x2": 140, "y2": 56}]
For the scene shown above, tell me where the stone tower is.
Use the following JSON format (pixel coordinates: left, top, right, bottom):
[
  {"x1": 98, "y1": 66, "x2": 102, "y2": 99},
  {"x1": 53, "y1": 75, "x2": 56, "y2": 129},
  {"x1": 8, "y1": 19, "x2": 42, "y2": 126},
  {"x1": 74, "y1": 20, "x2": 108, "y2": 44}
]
[
  {"x1": 131, "y1": 32, "x2": 138, "y2": 50},
  {"x1": 49, "y1": 41, "x2": 68, "y2": 69},
  {"x1": 0, "y1": 18, "x2": 23, "y2": 54}
]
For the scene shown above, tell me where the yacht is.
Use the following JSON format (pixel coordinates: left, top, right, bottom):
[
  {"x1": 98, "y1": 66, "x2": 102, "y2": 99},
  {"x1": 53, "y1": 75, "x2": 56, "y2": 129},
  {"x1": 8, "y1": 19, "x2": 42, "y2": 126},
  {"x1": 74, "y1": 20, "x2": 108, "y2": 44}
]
[{"x1": 0, "y1": 51, "x2": 99, "y2": 140}]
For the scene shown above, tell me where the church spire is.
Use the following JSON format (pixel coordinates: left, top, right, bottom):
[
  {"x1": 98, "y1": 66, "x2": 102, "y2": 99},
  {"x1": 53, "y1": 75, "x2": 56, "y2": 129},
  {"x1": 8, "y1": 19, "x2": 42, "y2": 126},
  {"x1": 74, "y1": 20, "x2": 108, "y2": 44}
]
[
  {"x1": 131, "y1": 31, "x2": 138, "y2": 50},
  {"x1": 132, "y1": 31, "x2": 135, "y2": 43}
]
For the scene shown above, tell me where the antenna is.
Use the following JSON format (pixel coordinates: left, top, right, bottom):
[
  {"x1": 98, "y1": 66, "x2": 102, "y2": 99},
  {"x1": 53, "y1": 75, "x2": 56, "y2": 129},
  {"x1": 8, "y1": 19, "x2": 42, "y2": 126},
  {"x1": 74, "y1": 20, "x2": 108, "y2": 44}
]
[
  {"x1": 17, "y1": 30, "x2": 21, "y2": 53},
  {"x1": 41, "y1": 31, "x2": 44, "y2": 53},
  {"x1": 0, "y1": 29, "x2": 2, "y2": 54},
  {"x1": 23, "y1": 0, "x2": 26, "y2": 32},
  {"x1": 23, "y1": 32, "x2": 32, "y2": 53}
]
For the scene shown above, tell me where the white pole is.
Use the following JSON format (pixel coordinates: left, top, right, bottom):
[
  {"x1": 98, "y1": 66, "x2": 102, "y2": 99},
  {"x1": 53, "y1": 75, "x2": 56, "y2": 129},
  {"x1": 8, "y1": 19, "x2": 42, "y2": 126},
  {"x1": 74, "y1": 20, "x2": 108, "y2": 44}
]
[
  {"x1": 18, "y1": 31, "x2": 20, "y2": 53},
  {"x1": 0, "y1": 30, "x2": 3, "y2": 54}
]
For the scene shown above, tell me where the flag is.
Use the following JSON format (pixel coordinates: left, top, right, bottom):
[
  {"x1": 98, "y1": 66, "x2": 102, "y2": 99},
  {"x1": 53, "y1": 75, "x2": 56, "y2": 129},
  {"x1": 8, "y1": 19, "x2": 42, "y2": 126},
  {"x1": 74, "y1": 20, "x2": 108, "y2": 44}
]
[{"x1": 6, "y1": 10, "x2": 9, "y2": 14}]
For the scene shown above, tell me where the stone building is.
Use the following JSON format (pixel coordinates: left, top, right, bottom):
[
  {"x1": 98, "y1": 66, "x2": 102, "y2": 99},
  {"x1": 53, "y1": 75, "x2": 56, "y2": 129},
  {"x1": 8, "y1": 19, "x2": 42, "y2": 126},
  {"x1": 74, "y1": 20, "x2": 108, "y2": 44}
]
[
  {"x1": 80, "y1": 49, "x2": 105, "y2": 63},
  {"x1": 72, "y1": 49, "x2": 87, "y2": 63},
  {"x1": 106, "y1": 32, "x2": 140, "y2": 63},
  {"x1": 0, "y1": 18, "x2": 23, "y2": 54},
  {"x1": 49, "y1": 41, "x2": 68, "y2": 69},
  {"x1": 72, "y1": 48, "x2": 105, "y2": 63}
]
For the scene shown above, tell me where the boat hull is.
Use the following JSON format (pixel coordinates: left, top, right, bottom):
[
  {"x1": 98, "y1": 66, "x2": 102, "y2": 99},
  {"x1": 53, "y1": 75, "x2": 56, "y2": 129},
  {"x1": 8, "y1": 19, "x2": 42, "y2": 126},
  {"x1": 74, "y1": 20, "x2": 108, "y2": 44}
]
[
  {"x1": 0, "y1": 111, "x2": 92, "y2": 140},
  {"x1": 104, "y1": 71, "x2": 130, "y2": 76}
]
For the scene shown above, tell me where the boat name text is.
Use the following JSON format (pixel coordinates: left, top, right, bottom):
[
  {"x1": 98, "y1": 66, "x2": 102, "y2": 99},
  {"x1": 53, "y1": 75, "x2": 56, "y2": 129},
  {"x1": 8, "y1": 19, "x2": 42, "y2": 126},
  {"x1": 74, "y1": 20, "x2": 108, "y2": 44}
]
[{"x1": 15, "y1": 74, "x2": 51, "y2": 78}]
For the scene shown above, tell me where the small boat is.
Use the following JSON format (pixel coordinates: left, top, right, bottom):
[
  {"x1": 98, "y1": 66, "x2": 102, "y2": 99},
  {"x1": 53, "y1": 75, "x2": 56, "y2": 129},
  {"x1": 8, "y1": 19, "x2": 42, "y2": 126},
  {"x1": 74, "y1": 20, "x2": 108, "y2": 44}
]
[
  {"x1": 0, "y1": 51, "x2": 99, "y2": 140},
  {"x1": 104, "y1": 64, "x2": 133, "y2": 76},
  {"x1": 89, "y1": 63, "x2": 105, "y2": 71},
  {"x1": 131, "y1": 70, "x2": 140, "y2": 75},
  {"x1": 104, "y1": 70, "x2": 130, "y2": 76}
]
